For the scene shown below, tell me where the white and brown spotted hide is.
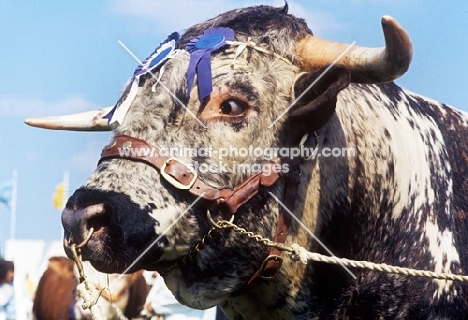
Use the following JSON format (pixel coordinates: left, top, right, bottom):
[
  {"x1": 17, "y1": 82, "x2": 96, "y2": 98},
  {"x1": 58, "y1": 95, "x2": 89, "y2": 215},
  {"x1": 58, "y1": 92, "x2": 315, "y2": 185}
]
[{"x1": 27, "y1": 4, "x2": 468, "y2": 320}]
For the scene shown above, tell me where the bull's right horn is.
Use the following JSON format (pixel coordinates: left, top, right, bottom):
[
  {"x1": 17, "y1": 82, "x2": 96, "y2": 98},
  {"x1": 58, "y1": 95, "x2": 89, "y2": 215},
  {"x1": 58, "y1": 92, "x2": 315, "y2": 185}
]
[
  {"x1": 25, "y1": 107, "x2": 113, "y2": 131},
  {"x1": 296, "y1": 15, "x2": 413, "y2": 83}
]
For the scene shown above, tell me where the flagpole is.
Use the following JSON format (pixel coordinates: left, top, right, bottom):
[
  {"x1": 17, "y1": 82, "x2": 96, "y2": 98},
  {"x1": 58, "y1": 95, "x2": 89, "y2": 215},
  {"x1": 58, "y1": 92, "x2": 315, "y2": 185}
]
[
  {"x1": 61, "y1": 171, "x2": 69, "y2": 239},
  {"x1": 63, "y1": 171, "x2": 69, "y2": 208},
  {"x1": 10, "y1": 170, "x2": 17, "y2": 240}
]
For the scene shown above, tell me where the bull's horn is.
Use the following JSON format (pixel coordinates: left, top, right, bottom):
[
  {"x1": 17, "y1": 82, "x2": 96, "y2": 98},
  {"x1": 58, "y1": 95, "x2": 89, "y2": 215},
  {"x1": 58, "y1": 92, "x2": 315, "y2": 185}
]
[
  {"x1": 296, "y1": 15, "x2": 413, "y2": 83},
  {"x1": 24, "y1": 107, "x2": 113, "y2": 131}
]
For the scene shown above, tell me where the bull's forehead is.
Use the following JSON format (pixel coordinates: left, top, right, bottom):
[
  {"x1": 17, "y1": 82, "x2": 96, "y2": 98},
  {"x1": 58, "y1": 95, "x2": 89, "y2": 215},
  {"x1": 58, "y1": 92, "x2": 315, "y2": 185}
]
[
  {"x1": 103, "y1": 44, "x2": 301, "y2": 191},
  {"x1": 115, "y1": 41, "x2": 299, "y2": 145},
  {"x1": 111, "y1": 28, "x2": 297, "y2": 129}
]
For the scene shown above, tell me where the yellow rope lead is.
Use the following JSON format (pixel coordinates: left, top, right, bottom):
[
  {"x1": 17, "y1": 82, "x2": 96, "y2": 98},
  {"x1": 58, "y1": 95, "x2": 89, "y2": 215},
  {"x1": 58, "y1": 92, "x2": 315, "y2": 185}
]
[
  {"x1": 209, "y1": 217, "x2": 468, "y2": 282},
  {"x1": 71, "y1": 244, "x2": 104, "y2": 320},
  {"x1": 290, "y1": 243, "x2": 468, "y2": 282}
]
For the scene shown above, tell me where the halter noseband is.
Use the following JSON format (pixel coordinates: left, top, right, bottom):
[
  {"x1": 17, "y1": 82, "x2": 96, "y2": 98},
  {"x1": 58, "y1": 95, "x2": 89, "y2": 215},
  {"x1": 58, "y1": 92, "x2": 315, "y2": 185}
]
[{"x1": 99, "y1": 134, "x2": 304, "y2": 213}]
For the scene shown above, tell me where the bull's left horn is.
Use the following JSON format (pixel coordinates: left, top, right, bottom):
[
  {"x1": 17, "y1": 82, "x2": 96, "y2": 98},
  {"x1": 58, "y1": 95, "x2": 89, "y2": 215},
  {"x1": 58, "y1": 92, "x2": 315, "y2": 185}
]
[
  {"x1": 296, "y1": 15, "x2": 413, "y2": 83},
  {"x1": 25, "y1": 107, "x2": 113, "y2": 131}
]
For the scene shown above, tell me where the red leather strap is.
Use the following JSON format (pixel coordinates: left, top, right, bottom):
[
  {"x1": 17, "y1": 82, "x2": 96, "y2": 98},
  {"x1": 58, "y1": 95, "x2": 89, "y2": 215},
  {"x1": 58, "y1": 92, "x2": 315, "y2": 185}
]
[
  {"x1": 99, "y1": 135, "x2": 286, "y2": 213},
  {"x1": 246, "y1": 165, "x2": 301, "y2": 286}
]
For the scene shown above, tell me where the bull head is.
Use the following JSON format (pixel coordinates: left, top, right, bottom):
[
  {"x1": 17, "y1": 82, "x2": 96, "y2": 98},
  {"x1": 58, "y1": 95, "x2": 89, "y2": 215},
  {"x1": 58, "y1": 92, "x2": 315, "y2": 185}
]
[
  {"x1": 25, "y1": 14, "x2": 411, "y2": 131},
  {"x1": 25, "y1": 5, "x2": 412, "y2": 312}
]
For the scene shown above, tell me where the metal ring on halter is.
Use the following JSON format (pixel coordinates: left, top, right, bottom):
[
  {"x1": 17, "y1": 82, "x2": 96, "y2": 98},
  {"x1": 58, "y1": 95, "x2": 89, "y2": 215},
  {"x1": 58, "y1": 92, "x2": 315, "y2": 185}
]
[
  {"x1": 299, "y1": 131, "x2": 319, "y2": 161},
  {"x1": 206, "y1": 210, "x2": 234, "y2": 228}
]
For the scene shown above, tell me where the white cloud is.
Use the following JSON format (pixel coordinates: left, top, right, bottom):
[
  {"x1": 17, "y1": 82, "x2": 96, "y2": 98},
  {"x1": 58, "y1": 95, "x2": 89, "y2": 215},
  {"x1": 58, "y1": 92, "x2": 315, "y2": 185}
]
[
  {"x1": 67, "y1": 139, "x2": 108, "y2": 173},
  {"x1": 109, "y1": 0, "x2": 242, "y2": 32},
  {"x1": 108, "y1": 0, "x2": 345, "y2": 36},
  {"x1": 0, "y1": 96, "x2": 101, "y2": 118},
  {"x1": 285, "y1": 2, "x2": 347, "y2": 37}
]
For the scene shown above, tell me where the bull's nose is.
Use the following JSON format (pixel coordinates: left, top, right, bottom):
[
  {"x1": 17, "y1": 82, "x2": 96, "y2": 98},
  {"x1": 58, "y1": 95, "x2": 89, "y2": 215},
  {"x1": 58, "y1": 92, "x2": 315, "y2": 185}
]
[{"x1": 62, "y1": 203, "x2": 107, "y2": 247}]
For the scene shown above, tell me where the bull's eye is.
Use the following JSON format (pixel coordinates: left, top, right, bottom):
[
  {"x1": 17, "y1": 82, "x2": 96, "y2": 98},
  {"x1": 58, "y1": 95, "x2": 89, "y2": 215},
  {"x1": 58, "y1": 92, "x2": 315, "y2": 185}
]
[{"x1": 220, "y1": 100, "x2": 245, "y2": 116}]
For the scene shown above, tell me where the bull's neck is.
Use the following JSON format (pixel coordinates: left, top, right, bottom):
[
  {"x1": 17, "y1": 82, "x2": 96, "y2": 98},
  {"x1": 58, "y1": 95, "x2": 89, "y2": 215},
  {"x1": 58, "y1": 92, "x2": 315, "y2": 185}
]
[
  {"x1": 223, "y1": 265, "x2": 318, "y2": 319},
  {"x1": 223, "y1": 292, "x2": 274, "y2": 319}
]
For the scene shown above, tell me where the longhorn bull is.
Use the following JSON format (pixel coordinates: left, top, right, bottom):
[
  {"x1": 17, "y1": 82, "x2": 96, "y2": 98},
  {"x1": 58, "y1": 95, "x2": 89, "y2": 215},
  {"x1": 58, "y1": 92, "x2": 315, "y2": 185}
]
[{"x1": 26, "y1": 5, "x2": 468, "y2": 319}]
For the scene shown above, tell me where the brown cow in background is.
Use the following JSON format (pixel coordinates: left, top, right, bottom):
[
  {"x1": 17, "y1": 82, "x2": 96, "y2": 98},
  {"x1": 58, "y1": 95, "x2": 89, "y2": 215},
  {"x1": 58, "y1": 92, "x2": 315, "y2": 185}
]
[
  {"x1": 33, "y1": 256, "x2": 148, "y2": 320},
  {"x1": 33, "y1": 256, "x2": 79, "y2": 320}
]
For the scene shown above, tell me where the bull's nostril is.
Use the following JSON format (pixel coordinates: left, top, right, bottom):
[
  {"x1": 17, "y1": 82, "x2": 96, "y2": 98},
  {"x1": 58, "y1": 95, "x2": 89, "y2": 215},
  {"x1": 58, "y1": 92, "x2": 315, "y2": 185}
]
[
  {"x1": 62, "y1": 203, "x2": 110, "y2": 247},
  {"x1": 86, "y1": 204, "x2": 111, "y2": 234}
]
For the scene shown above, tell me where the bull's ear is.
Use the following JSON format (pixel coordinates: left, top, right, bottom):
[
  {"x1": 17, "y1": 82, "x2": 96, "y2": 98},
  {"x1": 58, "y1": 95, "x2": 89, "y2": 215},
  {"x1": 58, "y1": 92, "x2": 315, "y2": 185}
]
[{"x1": 290, "y1": 65, "x2": 350, "y2": 130}]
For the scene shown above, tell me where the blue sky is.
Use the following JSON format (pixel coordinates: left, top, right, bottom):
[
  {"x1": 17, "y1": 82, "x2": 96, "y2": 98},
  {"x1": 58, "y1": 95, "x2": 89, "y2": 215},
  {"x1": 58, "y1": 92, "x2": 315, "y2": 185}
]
[{"x1": 1, "y1": 0, "x2": 467, "y2": 251}]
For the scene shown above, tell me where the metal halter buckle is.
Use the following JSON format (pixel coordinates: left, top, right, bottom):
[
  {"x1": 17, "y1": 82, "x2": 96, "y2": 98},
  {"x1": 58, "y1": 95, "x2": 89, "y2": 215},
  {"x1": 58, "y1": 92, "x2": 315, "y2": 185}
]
[
  {"x1": 258, "y1": 255, "x2": 283, "y2": 280},
  {"x1": 160, "y1": 157, "x2": 198, "y2": 190}
]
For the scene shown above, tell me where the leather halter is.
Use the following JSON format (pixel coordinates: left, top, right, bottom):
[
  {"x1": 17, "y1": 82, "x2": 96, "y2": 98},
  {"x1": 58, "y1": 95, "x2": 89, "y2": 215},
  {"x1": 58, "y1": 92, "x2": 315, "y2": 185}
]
[{"x1": 99, "y1": 134, "x2": 316, "y2": 285}]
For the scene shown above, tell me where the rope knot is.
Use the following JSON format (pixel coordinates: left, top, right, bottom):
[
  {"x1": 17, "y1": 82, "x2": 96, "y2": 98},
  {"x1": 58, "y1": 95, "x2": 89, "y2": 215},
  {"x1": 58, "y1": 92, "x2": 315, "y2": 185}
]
[
  {"x1": 77, "y1": 281, "x2": 101, "y2": 310},
  {"x1": 290, "y1": 243, "x2": 309, "y2": 264}
]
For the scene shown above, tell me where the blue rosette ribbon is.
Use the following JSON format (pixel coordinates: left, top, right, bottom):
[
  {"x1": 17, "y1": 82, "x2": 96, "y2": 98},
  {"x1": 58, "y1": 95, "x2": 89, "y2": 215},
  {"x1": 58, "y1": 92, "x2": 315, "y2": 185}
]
[
  {"x1": 104, "y1": 32, "x2": 180, "y2": 125},
  {"x1": 186, "y1": 27, "x2": 234, "y2": 101}
]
